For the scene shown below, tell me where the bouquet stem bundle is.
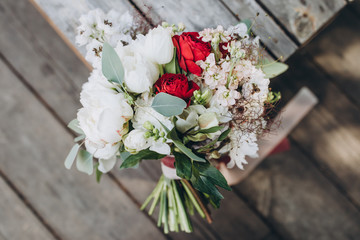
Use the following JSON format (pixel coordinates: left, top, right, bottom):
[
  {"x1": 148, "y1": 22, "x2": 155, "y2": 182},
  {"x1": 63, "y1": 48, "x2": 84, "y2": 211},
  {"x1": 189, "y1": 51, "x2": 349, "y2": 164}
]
[{"x1": 141, "y1": 175, "x2": 212, "y2": 233}]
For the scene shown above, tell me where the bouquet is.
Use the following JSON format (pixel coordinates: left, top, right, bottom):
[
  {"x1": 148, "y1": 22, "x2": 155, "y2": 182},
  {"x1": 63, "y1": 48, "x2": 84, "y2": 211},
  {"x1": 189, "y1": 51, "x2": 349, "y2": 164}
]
[{"x1": 64, "y1": 9, "x2": 287, "y2": 233}]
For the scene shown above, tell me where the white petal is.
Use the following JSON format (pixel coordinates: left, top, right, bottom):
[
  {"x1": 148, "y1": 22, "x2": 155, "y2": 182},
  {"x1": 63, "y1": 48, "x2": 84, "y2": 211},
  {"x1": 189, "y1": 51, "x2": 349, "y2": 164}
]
[{"x1": 98, "y1": 155, "x2": 117, "y2": 173}]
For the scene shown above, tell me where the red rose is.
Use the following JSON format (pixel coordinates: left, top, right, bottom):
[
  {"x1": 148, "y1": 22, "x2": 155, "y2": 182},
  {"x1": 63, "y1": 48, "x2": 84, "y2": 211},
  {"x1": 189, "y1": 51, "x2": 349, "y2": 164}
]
[
  {"x1": 172, "y1": 32, "x2": 211, "y2": 76},
  {"x1": 154, "y1": 73, "x2": 200, "y2": 105}
]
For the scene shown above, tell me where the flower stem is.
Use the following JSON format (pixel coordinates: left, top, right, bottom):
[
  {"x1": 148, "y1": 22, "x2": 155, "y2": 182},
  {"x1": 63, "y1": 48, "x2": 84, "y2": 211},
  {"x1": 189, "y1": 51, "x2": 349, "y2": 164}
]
[{"x1": 182, "y1": 179, "x2": 213, "y2": 224}]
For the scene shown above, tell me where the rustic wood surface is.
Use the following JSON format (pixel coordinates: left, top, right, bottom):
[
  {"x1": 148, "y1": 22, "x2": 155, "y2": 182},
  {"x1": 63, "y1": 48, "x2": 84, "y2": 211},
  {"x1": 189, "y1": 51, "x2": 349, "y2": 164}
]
[
  {"x1": 1, "y1": 0, "x2": 360, "y2": 239},
  {"x1": 258, "y1": 0, "x2": 346, "y2": 44}
]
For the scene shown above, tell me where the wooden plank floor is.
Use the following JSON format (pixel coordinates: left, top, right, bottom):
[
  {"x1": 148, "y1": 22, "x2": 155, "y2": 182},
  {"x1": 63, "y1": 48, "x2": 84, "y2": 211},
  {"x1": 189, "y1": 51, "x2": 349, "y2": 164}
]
[{"x1": 1, "y1": 0, "x2": 360, "y2": 239}]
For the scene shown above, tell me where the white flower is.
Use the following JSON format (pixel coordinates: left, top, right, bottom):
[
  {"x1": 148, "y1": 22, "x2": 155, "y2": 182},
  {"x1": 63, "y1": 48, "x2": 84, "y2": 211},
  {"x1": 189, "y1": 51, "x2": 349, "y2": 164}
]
[
  {"x1": 223, "y1": 129, "x2": 259, "y2": 169},
  {"x1": 227, "y1": 23, "x2": 249, "y2": 38},
  {"x1": 140, "y1": 26, "x2": 174, "y2": 64},
  {"x1": 115, "y1": 41, "x2": 159, "y2": 93},
  {"x1": 242, "y1": 68, "x2": 270, "y2": 103},
  {"x1": 84, "y1": 140, "x2": 118, "y2": 172},
  {"x1": 212, "y1": 86, "x2": 241, "y2": 107},
  {"x1": 77, "y1": 80, "x2": 133, "y2": 146},
  {"x1": 124, "y1": 129, "x2": 151, "y2": 154},
  {"x1": 132, "y1": 106, "x2": 173, "y2": 133}
]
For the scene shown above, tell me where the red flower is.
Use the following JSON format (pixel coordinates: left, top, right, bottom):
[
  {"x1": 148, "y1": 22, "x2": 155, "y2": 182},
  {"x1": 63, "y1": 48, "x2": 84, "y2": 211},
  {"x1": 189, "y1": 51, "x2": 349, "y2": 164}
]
[
  {"x1": 172, "y1": 32, "x2": 211, "y2": 76},
  {"x1": 154, "y1": 73, "x2": 200, "y2": 105}
]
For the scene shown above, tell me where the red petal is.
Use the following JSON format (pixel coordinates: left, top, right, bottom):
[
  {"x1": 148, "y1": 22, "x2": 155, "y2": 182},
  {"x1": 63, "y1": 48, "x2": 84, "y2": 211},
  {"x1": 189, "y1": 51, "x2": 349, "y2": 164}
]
[
  {"x1": 179, "y1": 36, "x2": 194, "y2": 60},
  {"x1": 185, "y1": 60, "x2": 202, "y2": 76}
]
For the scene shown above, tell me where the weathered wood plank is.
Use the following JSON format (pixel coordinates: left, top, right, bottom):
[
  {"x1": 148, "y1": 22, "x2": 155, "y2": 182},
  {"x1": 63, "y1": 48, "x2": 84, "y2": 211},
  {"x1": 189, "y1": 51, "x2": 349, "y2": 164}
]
[
  {"x1": 0, "y1": 59, "x2": 166, "y2": 240},
  {"x1": 219, "y1": 0, "x2": 297, "y2": 59},
  {"x1": 0, "y1": 176, "x2": 56, "y2": 240},
  {"x1": 31, "y1": 0, "x2": 143, "y2": 57},
  {"x1": 271, "y1": 53, "x2": 360, "y2": 208},
  {"x1": 2, "y1": 0, "x2": 274, "y2": 239},
  {"x1": 235, "y1": 147, "x2": 360, "y2": 239},
  {"x1": 258, "y1": 0, "x2": 346, "y2": 44},
  {"x1": 0, "y1": 0, "x2": 85, "y2": 124},
  {"x1": 303, "y1": 7, "x2": 360, "y2": 105}
]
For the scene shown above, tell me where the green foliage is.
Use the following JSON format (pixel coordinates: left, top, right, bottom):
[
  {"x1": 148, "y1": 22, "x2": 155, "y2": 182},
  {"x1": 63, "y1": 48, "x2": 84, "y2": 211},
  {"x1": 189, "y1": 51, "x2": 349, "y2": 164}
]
[
  {"x1": 94, "y1": 163, "x2": 103, "y2": 183},
  {"x1": 191, "y1": 161, "x2": 231, "y2": 208},
  {"x1": 164, "y1": 48, "x2": 178, "y2": 74},
  {"x1": 67, "y1": 119, "x2": 84, "y2": 135},
  {"x1": 151, "y1": 93, "x2": 187, "y2": 117},
  {"x1": 168, "y1": 126, "x2": 206, "y2": 162},
  {"x1": 192, "y1": 126, "x2": 223, "y2": 134},
  {"x1": 258, "y1": 59, "x2": 288, "y2": 78},
  {"x1": 174, "y1": 152, "x2": 192, "y2": 180},
  {"x1": 64, "y1": 143, "x2": 80, "y2": 169},
  {"x1": 120, "y1": 149, "x2": 166, "y2": 169},
  {"x1": 102, "y1": 42, "x2": 124, "y2": 85},
  {"x1": 76, "y1": 149, "x2": 93, "y2": 175}
]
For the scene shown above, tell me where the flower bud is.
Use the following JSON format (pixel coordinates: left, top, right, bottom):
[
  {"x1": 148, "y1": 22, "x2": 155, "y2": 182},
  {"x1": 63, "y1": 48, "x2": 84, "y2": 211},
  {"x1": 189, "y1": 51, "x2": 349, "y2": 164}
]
[{"x1": 143, "y1": 121, "x2": 154, "y2": 130}]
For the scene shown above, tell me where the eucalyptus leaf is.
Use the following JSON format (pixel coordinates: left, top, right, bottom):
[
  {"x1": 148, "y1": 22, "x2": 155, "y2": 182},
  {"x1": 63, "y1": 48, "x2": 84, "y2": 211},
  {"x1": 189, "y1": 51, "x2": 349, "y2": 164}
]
[
  {"x1": 120, "y1": 149, "x2": 166, "y2": 169},
  {"x1": 64, "y1": 143, "x2": 80, "y2": 169},
  {"x1": 151, "y1": 93, "x2": 187, "y2": 117},
  {"x1": 168, "y1": 127, "x2": 206, "y2": 162},
  {"x1": 74, "y1": 135, "x2": 85, "y2": 143},
  {"x1": 164, "y1": 48, "x2": 178, "y2": 74},
  {"x1": 102, "y1": 42, "x2": 124, "y2": 85},
  {"x1": 173, "y1": 152, "x2": 192, "y2": 180},
  {"x1": 67, "y1": 119, "x2": 83, "y2": 134},
  {"x1": 76, "y1": 149, "x2": 93, "y2": 175},
  {"x1": 260, "y1": 60, "x2": 288, "y2": 79},
  {"x1": 240, "y1": 19, "x2": 252, "y2": 31}
]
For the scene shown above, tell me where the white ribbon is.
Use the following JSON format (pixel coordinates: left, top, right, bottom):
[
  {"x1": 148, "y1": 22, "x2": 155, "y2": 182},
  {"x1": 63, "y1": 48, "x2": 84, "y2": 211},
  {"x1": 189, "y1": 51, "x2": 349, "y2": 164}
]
[{"x1": 161, "y1": 162, "x2": 181, "y2": 180}]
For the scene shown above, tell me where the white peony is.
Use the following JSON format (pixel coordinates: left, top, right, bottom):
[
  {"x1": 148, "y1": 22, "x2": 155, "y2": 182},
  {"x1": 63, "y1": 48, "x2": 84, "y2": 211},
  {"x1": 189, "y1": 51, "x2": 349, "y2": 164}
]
[
  {"x1": 78, "y1": 80, "x2": 133, "y2": 147},
  {"x1": 84, "y1": 140, "x2": 118, "y2": 173},
  {"x1": 140, "y1": 26, "x2": 174, "y2": 64},
  {"x1": 115, "y1": 41, "x2": 159, "y2": 93}
]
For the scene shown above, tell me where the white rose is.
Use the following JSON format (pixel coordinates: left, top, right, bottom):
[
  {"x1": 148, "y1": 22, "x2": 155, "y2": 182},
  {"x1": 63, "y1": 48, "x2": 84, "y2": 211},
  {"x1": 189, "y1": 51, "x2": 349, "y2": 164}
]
[
  {"x1": 115, "y1": 42, "x2": 159, "y2": 93},
  {"x1": 123, "y1": 129, "x2": 150, "y2": 154},
  {"x1": 78, "y1": 81, "x2": 133, "y2": 145},
  {"x1": 141, "y1": 26, "x2": 174, "y2": 64}
]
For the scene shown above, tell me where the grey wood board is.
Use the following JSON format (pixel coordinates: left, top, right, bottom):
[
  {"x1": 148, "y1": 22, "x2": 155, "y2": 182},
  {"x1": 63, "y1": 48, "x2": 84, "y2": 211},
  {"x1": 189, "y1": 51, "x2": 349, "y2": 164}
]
[
  {"x1": 303, "y1": 7, "x2": 360, "y2": 105},
  {"x1": 219, "y1": 0, "x2": 297, "y2": 59},
  {"x1": 235, "y1": 147, "x2": 360, "y2": 240},
  {"x1": 0, "y1": 176, "x2": 56, "y2": 240},
  {"x1": 31, "y1": 0, "x2": 143, "y2": 57},
  {"x1": 272, "y1": 52, "x2": 360, "y2": 208},
  {"x1": 0, "y1": 0, "x2": 86, "y2": 124},
  {"x1": 0, "y1": 59, "x2": 166, "y2": 240},
  {"x1": 259, "y1": 0, "x2": 346, "y2": 43}
]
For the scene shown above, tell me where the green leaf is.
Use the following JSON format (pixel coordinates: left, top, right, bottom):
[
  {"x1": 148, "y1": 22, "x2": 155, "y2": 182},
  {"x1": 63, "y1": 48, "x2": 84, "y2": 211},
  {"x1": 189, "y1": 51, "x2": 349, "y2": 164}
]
[
  {"x1": 240, "y1": 19, "x2": 252, "y2": 31},
  {"x1": 120, "y1": 149, "x2": 166, "y2": 169},
  {"x1": 76, "y1": 149, "x2": 93, "y2": 175},
  {"x1": 95, "y1": 164, "x2": 103, "y2": 183},
  {"x1": 218, "y1": 128, "x2": 231, "y2": 141},
  {"x1": 194, "y1": 162, "x2": 231, "y2": 191},
  {"x1": 64, "y1": 143, "x2": 80, "y2": 169},
  {"x1": 74, "y1": 135, "x2": 85, "y2": 142},
  {"x1": 259, "y1": 59, "x2": 288, "y2": 78},
  {"x1": 190, "y1": 173, "x2": 223, "y2": 208},
  {"x1": 195, "y1": 126, "x2": 223, "y2": 134},
  {"x1": 168, "y1": 127, "x2": 206, "y2": 162},
  {"x1": 67, "y1": 119, "x2": 83, "y2": 134},
  {"x1": 102, "y1": 42, "x2": 124, "y2": 85},
  {"x1": 173, "y1": 152, "x2": 192, "y2": 180},
  {"x1": 151, "y1": 92, "x2": 187, "y2": 117},
  {"x1": 164, "y1": 48, "x2": 177, "y2": 74}
]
